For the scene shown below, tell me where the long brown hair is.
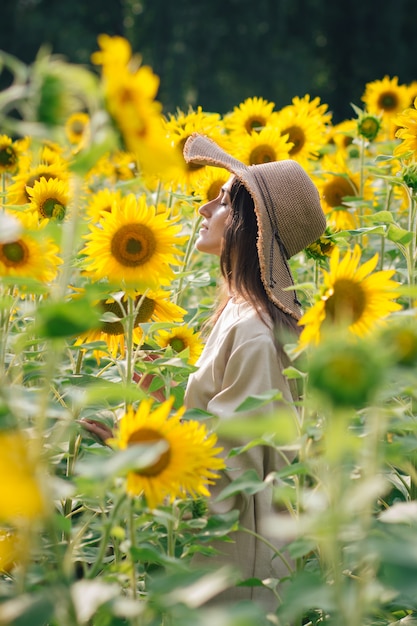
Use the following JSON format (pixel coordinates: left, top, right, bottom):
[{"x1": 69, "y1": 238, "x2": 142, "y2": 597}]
[{"x1": 219, "y1": 178, "x2": 301, "y2": 341}]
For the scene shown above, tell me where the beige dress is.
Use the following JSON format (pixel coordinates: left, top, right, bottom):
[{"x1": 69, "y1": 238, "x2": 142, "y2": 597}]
[{"x1": 184, "y1": 298, "x2": 297, "y2": 610}]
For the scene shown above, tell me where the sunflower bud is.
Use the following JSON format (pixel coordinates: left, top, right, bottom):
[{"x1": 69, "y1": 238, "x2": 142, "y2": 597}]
[
  {"x1": 402, "y1": 164, "x2": 417, "y2": 193},
  {"x1": 308, "y1": 338, "x2": 383, "y2": 410},
  {"x1": 305, "y1": 227, "x2": 337, "y2": 263},
  {"x1": 379, "y1": 320, "x2": 417, "y2": 367},
  {"x1": 357, "y1": 113, "x2": 382, "y2": 142}
]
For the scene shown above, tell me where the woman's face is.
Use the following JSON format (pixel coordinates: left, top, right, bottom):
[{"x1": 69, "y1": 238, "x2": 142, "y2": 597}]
[{"x1": 195, "y1": 175, "x2": 234, "y2": 256}]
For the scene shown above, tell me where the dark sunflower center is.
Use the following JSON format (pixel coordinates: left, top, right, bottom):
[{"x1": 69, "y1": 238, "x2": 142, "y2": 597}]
[
  {"x1": 207, "y1": 181, "x2": 223, "y2": 201},
  {"x1": 378, "y1": 91, "x2": 398, "y2": 111},
  {"x1": 282, "y1": 125, "x2": 306, "y2": 155},
  {"x1": 249, "y1": 144, "x2": 276, "y2": 164},
  {"x1": 0, "y1": 146, "x2": 17, "y2": 168},
  {"x1": 169, "y1": 337, "x2": 186, "y2": 353},
  {"x1": 128, "y1": 427, "x2": 171, "y2": 476},
  {"x1": 0, "y1": 241, "x2": 28, "y2": 266},
  {"x1": 325, "y1": 278, "x2": 366, "y2": 324},
  {"x1": 41, "y1": 197, "x2": 66, "y2": 220},
  {"x1": 245, "y1": 116, "x2": 266, "y2": 133},
  {"x1": 71, "y1": 120, "x2": 85, "y2": 137},
  {"x1": 25, "y1": 173, "x2": 56, "y2": 200},
  {"x1": 111, "y1": 223, "x2": 157, "y2": 267},
  {"x1": 323, "y1": 176, "x2": 357, "y2": 208},
  {"x1": 100, "y1": 295, "x2": 156, "y2": 335},
  {"x1": 179, "y1": 136, "x2": 205, "y2": 173}
]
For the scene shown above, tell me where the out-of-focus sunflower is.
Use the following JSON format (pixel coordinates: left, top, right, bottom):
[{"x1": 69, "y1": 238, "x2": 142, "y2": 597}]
[
  {"x1": 273, "y1": 94, "x2": 331, "y2": 168},
  {"x1": 64, "y1": 112, "x2": 90, "y2": 151},
  {"x1": 0, "y1": 135, "x2": 30, "y2": 175},
  {"x1": 298, "y1": 245, "x2": 402, "y2": 348},
  {"x1": 0, "y1": 429, "x2": 48, "y2": 523},
  {"x1": 0, "y1": 211, "x2": 61, "y2": 283},
  {"x1": 223, "y1": 97, "x2": 276, "y2": 135},
  {"x1": 231, "y1": 126, "x2": 292, "y2": 166},
  {"x1": 108, "y1": 397, "x2": 225, "y2": 509},
  {"x1": 74, "y1": 289, "x2": 186, "y2": 362},
  {"x1": 407, "y1": 82, "x2": 417, "y2": 108},
  {"x1": 91, "y1": 34, "x2": 132, "y2": 74},
  {"x1": 7, "y1": 160, "x2": 70, "y2": 205},
  {"x1": 328, "y1": 119, "x2": 358, "y2": 157},
  {"x1": 86, "y1": 150, "x2": 138, "y2": 190},
  {"x1": 154, "y1": 324, "x2": 203, "y2": 365},
  {"x1": 26, "y1": 176, "x2": 70, "y2": 221},
  {"x1": 92, "y1": 36, "x2": 182, "y2": 180},
  {"x1": 81, "y1": 193, "x2": 185, "y2": 290}
]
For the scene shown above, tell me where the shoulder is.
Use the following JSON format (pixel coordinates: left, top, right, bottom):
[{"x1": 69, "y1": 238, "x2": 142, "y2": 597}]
[{"x1": 219, "y1": 299, "x2": 275, "y2": 344}]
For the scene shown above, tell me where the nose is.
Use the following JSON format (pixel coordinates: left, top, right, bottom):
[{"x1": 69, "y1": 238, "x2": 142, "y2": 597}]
[{"x1": 198, "y1": 200, "x2": 214, "y2": 218}]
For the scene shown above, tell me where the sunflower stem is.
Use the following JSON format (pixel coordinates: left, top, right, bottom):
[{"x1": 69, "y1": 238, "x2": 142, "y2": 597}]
[
  {"x1": 87, "y1": 491, "x2": 127, "y2": 579},
  {"x1": 174, "y1": 210, "x2": 202, "y2": 308},
  {"x1": 129, "y1": 496, "x2": 138, "y2": 600},
  {"x1": 125, "y1": 294, "x2": 135, "y2": 395},
  {"x1": 166, "y1": 506, "x2": 176, "y2": 558}
]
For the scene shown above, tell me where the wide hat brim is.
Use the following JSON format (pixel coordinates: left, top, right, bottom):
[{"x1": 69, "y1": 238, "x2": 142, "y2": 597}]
[{"x1": 183, "y1": 133, "x2": 326, "y2": 320}]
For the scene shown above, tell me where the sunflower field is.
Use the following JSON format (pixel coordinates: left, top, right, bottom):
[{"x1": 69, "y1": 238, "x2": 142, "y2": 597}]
[{"x1": 2, "y1": 34, "x2": 417, "y2": 626}]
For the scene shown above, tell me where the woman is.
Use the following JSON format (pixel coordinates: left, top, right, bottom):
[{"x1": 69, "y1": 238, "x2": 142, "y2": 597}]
[
  {"x1": 180, "y1": 133, "x2": 326, "y2": 609},
  {"x1": 83, "y1": 132, "x2": 326, "y2": 610}
]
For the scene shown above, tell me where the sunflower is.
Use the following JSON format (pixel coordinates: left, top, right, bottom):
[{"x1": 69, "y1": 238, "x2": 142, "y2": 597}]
[
  {"x1": 86, "y1": 150, "x2": 138, "y2": 190},
  {"x1": 85, "y1": 188, "x2": 123, "y2": 222},
  {"x1": 328, "y1": 119, "x2": 358, "y2": 156},
  {"x1": 164, "y1": 106, "x2": 225, "y2": 190},
  {"x1": 73, "y1": 289, "x2": 186, "y2": 362},
  {"x1": 82, "y1": 193, "x2": 185, "y2": 289},
  {"x1": 0, "y1": 211, "x2": 61, "y2": 283},
  {"x1": 298, "y1": 245, "x2": 402, "y2": 348},
  {"x1": 26, "y1": 176, "x2": 70, "y2": 221},
  {"x1": 362, "y1": 76, "x2": 410, "y2": 139},
  {"x1": 65, "y1": 112, "x2": 90, "y2": 151},
  {"x1": 0, "y1": 135, "x2": 29, "y2": 175},
  {"x1": 7, "y1": 160, "x2": 70, "y2": 205},
  {"x1": 109, "y1": 397, "x2": 225, "y2": 509},
  {"x1": 223, "y1": 97, "x2": 276, "y2": 135},
  {"x1": 0, "y1": 429, "x2": 47, "y2": 522},
  {"x1": 93, "y1": 36, "x2": 183, "y2": 180},
  {"x1": 273, "y1": 94, "x2": 331, "y2": 168},
  {"x1": 154, "y1": 324, "x2": 204, "y2": 365},
  {"x1": 362, "y1": 75, "x2": 410, "y2": 119},
  {"x1": 231, "y1": 126, "x2": 292, "y2": 166},
  {"x1": 393, "y1": 105, "x2": 417, "y2": 160},
  {"x1": 407, "y1": 82, "x2": 417, "y2": 108},
  {"x1": 91, "y1": 33, "x2": 133, "y2": 74},
  {"x1": 313, "y1": 153, "x2": 372, "y2": 231},
  {"x1": 188, "y1": 166, "x2": 231, "y2": 204}
]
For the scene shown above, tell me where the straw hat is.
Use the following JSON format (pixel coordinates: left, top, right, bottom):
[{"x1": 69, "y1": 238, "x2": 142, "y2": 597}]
[{"x1": 183, "y1": 133, "x2": 326, "y2": 321}]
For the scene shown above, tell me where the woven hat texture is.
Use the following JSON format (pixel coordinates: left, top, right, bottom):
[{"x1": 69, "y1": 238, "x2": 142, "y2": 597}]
[{"x1": 183, "y1": 133, "x2": 326, "y2": 320}]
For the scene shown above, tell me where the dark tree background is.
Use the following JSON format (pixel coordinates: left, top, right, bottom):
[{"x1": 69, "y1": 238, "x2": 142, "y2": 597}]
[{"x1": 1, "y1": 0, "x2": 417, "y2": 123}]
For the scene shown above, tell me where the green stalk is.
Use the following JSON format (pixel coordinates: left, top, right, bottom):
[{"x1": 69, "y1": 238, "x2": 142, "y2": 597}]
[
  {"x1": 129, "y1": 497, "x2": 138, "y2": 600},
  {"x1": 125, "y1": 295, "x2": 135, "y2": 391},
  {"x1": 174, "y1": 211, "x2": 202, "y2": 307},
  {"x1": 87, "y1": 491, "x2": 127, "y2": 578}
]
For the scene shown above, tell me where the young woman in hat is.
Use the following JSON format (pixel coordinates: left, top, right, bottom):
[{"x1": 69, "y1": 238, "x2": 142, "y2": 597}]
[
  {"x1": 83, "y1": 132, "x2": 326, "y2": 610},
  {"x1": 180, "y1": 133, "x2": 326, "y2": 609}
]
